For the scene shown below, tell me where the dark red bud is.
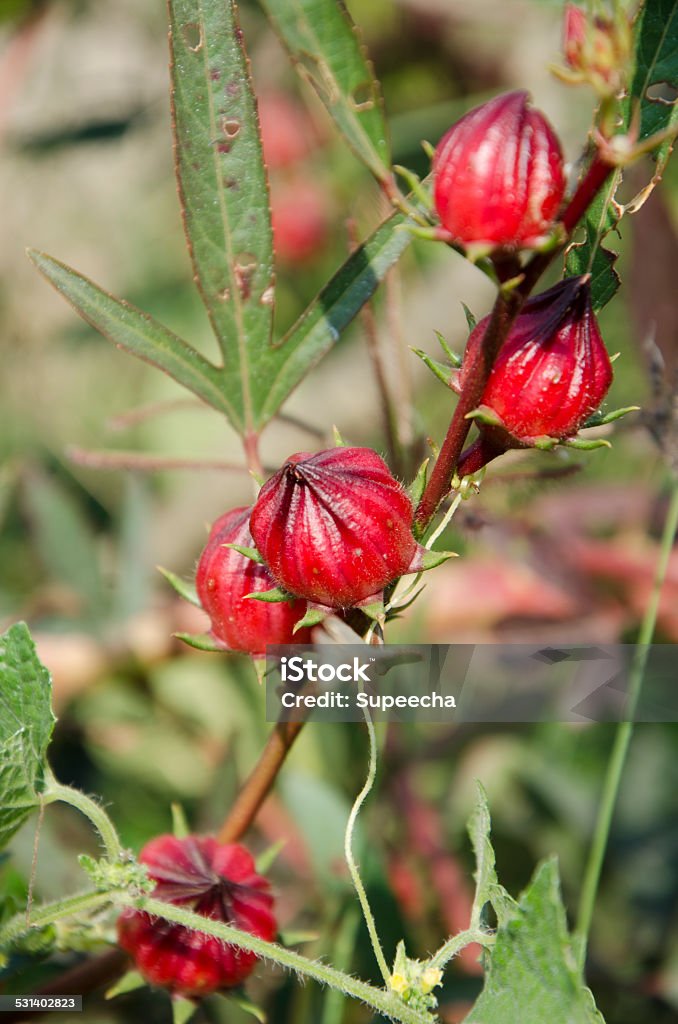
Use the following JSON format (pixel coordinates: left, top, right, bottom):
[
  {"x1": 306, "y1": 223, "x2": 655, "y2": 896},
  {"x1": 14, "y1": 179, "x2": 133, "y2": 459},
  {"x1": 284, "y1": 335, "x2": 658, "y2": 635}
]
[
  {"x1": 117, "y1": 835, "x2": 276, "y2": 996},
  {"x1": 250, "y1": 447, "x2": 420, "y2": 608},
  {"x1": 196, "y1": 506, "x2": 311, "y2": 655},
  {"x1": 433, "y1": 90, "x2": 566, "y2": 251},
  {"x1": 460, "y1": 276, "x2": 613, "y2": 445}
]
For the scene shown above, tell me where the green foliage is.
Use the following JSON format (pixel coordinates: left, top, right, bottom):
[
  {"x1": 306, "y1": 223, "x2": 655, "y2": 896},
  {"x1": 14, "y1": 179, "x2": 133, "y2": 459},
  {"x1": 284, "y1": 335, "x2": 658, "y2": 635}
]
[
  {"x1": 567, "y1": 0, "x2": 678, "y2": 309},
  {"x1": 259, "y1": 0, "x2": 392, "y2": 183},
  {"x1": 465, "y1": 860, "x2": 605, "y2": 1024},
  {"x1": 0, "y1": 624, "x2": 55, "y2": 849},
  {"x1": 169, "y1": 0, "x2": 275, "y2": 434}
]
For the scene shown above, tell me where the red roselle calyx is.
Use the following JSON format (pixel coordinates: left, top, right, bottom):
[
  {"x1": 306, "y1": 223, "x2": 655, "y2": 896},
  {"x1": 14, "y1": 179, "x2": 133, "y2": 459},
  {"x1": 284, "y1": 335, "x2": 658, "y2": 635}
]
[
  {"x1": 454, "y1": 276, "x2": 613, "y2": 473},
  {"x1": 250, "y1": 447, "x2": 425, "y2": 609},
  {"x1": 117, "y1": 835, "x2": 276, "y2": 995},
  {"x1": 196, "y1": 506, "x2": 311, "y2": 655},
  {"x1": 432, "y1": 90, "x2": 566, "y2": 252}
]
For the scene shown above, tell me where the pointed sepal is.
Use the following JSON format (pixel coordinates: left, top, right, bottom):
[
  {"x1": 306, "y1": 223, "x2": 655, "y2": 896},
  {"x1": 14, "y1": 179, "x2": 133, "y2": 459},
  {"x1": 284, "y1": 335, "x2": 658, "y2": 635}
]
[
  {"x1": 158, "y1": 566, "x2": 201, "y2": 607},
  {"x1": 411, "y1": 347, "x2": 453, "y2": 387},
  {"x1": 224, "y1": 543, "x2": 264, "y2": 564},
  {"x1": 434, "y1": 329, "x2": 461, "y2": 366},
  {"x1": 582, "y1": 405, "x2": 639, "y2": 428},
  {"x1": 293, "y1": 605, "x2": 328, "y2": 632},
  {"x1": 245, "y1": 586, "x2": 293, "y2": 604},
  {"x1": 174, "y1": 631, "x2": 226, "y2": 653},
  {"x1": 408, "y1": 457, "x2": 429, "y2": 505}
]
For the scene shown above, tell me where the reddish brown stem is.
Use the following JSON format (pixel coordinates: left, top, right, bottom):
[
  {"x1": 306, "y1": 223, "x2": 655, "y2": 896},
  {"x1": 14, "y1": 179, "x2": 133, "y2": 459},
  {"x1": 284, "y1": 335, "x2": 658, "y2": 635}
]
[
  {"x1": 217, "y1": 719, "x2": 305, "y2": 844},
  {"x1": 455, "y1": 434, "x2": 509, "y2": 478}
]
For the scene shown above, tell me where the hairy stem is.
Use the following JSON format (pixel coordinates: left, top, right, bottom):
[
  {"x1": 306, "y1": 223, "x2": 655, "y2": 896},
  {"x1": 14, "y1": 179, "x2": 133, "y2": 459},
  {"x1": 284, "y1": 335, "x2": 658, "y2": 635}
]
[
  {"x1": 116, "y1": 893, "x2": 431, "y2": 1024},
  {"x1": 344, "y1": 709, "x2": 391, "y2": 985},
  {"x1": 430, "y1": 928, "x2": 494, "y2": 969},
  {"x1": 0, "y1": 891, "x2": 112, "y2": 948},
  {"x1": 44, "y1": 776, "x2": 123, "y2": 862},
  {"x1": 576, "y1": 480, "x2": 678, "y2": 965},
  {"x1": 217, "y1": 719, "x2": 304, "y2": 843}
]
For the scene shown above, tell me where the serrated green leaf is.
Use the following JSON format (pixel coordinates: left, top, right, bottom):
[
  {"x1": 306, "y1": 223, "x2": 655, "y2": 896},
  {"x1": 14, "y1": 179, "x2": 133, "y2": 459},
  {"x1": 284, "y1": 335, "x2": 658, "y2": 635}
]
[
  {"x1": 158, "y1": 567, "x2": 201, "y2": 608},
  {"x1": 259, "y1": 0, "x2": 391, "y2": 182},
  {"x1": 0, "y1": 624, "x2": 55, "y2": 849},
  {"x1": 169, "y1": 0, "x2": 275, "y2": 435},
  {"x1": 468, "y1": 782, "x2": 498, "y2": 928},
  {"x1": 27, "y1": 250, "x2": 234, "y2": 420},
  {"x1": 258, "y1": 209, "x2": 412, "y2": 423},
  {"x1": 464, "y1": 860, "x2": 605, "y2": 1024}
]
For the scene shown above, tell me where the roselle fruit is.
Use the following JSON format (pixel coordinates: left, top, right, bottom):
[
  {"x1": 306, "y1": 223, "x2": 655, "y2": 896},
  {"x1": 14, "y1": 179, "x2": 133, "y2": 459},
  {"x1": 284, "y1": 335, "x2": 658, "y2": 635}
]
[
  {"x1": 455, "y1": 275, "x2": 613, "y2": 457},
  {"x1": 196, "y1": 506, "x2": 311, "y2": 654},
  {"x1": 250, "y1": 447, "x2": 423, "y2": 608},
  {"x1": 117, "y1": 835, "x2": 276, "y2": 996},
  {"x1": 433, "y1": 90, "x2": 566, "y2": 251}
]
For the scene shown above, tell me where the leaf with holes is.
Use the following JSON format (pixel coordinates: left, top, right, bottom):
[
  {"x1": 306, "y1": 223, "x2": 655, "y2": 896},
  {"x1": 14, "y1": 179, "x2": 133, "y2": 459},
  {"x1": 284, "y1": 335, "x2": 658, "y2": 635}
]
[
  {"x1": 169, "y1": 0, "x2": 274, "y2": 435},
  {"x1": 0, "y1": 624, "x2": 55, "y2": 850},
  {"x1": 27, "y1": 250, "x2": 234, "y2": 421},
  {"x1": 257, "y1": 208, "x2": 412, "y2": 423},
  {"x1": 630, "y1": 0, "x2": 678, "y2": 172},
  {"x1": 566, "y1": 0, "x2": 678, "y2": 310},
  {"x1": 259, "y1": 0, "x2": 391, "y2": 184},
  {"x1": 464, "y1": 859, "x2": 605, "y2": 1024},
  {"x1": 565, "y1": 172, "x2": 623, "y2": 312}
]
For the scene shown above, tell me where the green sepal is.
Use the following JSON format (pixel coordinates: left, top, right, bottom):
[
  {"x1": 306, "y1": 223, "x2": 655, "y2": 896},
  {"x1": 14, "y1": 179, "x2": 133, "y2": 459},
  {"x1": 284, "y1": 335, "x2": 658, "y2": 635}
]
[
  {"x1": 433, "y1": 329, "x2": 461, "y2": 365},
  {"x1": 332, "y1": 425, "x2": 346, "y2": 446},
  {"x1": 465, "y1": 406, "x2": 504, "y2": 428},
  {"x1": 245, "y1": 587, "x2": 292, "y2": 604},
  {"x1": 224, "y1": 543, "x2": 264, "y2": 564},
  {"x1": 562, "y1": 437, "x2": 612, "y2": 451},
  {"x1": 582, "y1": 405, "x2": 640, "y2": 428},
  {"x1": 356, "y1": 597, "x2": 385, "y2": 621},
  {"x1": 174, "y1": 632, "x2": 225, "y2": 653},
  {"x1": 171, "y1": 803, "x2": 190, "y2": 840},
  {"x1": 421, "y1": 139, "x2": 435, "y2": 160},
  {"x1": 222, "y1": 993, "x2": 266, "y2": 1024},
  {"x1": 158, "y1": 567, "x2": 200, "y2": 608},
  {"x1": 106, "y1": 970, "x2": 147, "y2": 1000},
  {"x1": 393, "y1": 165, "x2": 434, "y2": 212},
  {"x1": 293, "y1": 606, "x2": 328, "y2": 632},
  {"x1": 461, "y1": 302, "x2": 477, "y2": 332},
  {"x1": 411, "y1": 347, "x2": 452, "y2": 387},
  {"x1": 417, "y1": 549, "x2": 456, "y2": 572},
  {"x1": 172, "y1": 995, "x2": 198, "y2": 1024},
  {"x1": 532, "y1": 435, "x2": 560, "y2": 451},
  {"x1": 255, "y1": 838, "x2": 286, "y2": 875},
  {"x1": 408, "y1": 458, "x2": 429, "y2": 505}
]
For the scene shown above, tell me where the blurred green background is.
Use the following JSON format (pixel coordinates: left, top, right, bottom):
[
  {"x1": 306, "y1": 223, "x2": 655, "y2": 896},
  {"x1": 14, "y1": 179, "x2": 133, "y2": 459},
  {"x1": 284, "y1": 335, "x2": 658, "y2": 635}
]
[{"x1": 1, "y1": 1, "x2": 677, "y2": 1022}]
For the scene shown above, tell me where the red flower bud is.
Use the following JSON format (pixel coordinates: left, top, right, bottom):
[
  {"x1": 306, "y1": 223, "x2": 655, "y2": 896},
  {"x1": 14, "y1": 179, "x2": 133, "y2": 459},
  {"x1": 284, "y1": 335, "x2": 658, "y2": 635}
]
[
  {"x1": 562, "y1": 4, "x2": 631, "y2": 95},
  {"x1": 271, "y1": 177, "x2": 329, "y2": 264},
  {"x1": 196, "y1": 507, "x2": 311, "y2": 655},
  {"x1": 433, "y1": 91, "x2": 566, "y2": 251},
  {"x1": 117, "y1": 835, "x2": 276, "y2": 996},
  {"x1": 250, "y1": 447, "x2": 422, "y2": 608},
  {"x1": 457, "y1": 276, "x2": 612, "y2": 446}
]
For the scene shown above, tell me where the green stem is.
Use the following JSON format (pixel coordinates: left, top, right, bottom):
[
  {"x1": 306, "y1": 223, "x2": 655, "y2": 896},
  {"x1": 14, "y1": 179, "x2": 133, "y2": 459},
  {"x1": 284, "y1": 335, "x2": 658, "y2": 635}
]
[
  {"x1": 0, "y1": 890, "x2": 112, "y2": 948},
  {"x1": 430, "y1": 928, "x2": 495, "y2": 970},
  {"x1": 44, "y1": 775, "x2": 123, "y2": 862},
  {"x1": 116, "y1": 894, "x2": 431, "y2": 1024},
  {"x1": 344, "y1": 709, "x2": 391, "y2": 985},
  {"x1": 575, "y1": 480, "x2": 678, "y2": 965}
]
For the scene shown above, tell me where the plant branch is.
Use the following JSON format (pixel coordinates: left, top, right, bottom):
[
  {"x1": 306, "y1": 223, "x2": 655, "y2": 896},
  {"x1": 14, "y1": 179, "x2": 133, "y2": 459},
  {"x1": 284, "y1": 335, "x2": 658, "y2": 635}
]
[
  {"x1": 575, "y1": 478, "x2": 678, "y2": 966},
  {"x1": 0, "y1": 891, "x2": 112, "y2": 949},
  {"x1": 217, "y1": 718, "x2": 305, "y2": 844},
  {"x1": 430, "y1": 928, "x2": 494, "y2": 969},
  {"x1": 115, "y1": 893, "x2": 431, "y2": 1024},
  {"x1": 43, "y1": 776, "x2": 123, "y2": 862}
]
